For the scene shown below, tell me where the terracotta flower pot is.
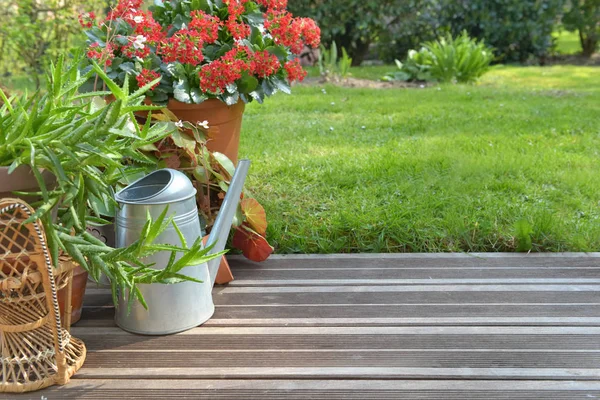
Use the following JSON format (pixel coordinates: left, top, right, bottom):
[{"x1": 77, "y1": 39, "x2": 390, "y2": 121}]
[
  {"x1": 166, "y1": 99, "x2": 245, "y2": 165},
  {"x1": 0, "y1": 165, "x2": 56, "y2": 204},
  {"x1": 58, "y1": 265, "x2": 88, "y2": 325},
  {"x1": 0, "y1": 166, "x2": 88, "y2": 324}
]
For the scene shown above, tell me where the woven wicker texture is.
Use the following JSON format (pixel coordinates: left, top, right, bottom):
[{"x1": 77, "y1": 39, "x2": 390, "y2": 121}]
[{"x1": 0, "y1": 199, "x2": 86, "y2": 393}]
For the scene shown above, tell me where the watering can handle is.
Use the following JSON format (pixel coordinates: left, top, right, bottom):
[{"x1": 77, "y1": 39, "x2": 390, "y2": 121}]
[{"x1": 205, "y1": 159, "x2": 250, "y2": 287}]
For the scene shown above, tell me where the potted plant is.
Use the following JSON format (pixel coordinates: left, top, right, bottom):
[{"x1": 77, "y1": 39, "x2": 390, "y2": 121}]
[
  {"x1": 0, "y1": 55, "x2": 222, "y2": 320},
  {"x1": 78, "y1": 0, "x2": 321, "y2": 164},
  {"x1": 147, "y1": 111, "x2": 274, "y2": 265}
]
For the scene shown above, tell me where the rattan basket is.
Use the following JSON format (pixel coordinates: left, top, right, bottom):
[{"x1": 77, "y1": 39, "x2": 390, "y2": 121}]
[{"x1": 0, "y1": 199, "x2": 86, "y2": 393}]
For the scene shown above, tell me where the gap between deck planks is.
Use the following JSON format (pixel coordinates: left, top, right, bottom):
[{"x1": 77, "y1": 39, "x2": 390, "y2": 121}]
[{"x1": 6, "y1": 253, "x2": 600, "y2": 399}]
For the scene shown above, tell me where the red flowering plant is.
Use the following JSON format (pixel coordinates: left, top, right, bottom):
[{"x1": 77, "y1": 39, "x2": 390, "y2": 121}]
[{"x1": 78, "y1": 0, "x2": 320, "y2": 105}]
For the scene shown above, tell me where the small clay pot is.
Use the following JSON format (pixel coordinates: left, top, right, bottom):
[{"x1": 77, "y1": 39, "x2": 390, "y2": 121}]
[{"x1": 58, "y1": 265, "x2": 88, "y2": 325}]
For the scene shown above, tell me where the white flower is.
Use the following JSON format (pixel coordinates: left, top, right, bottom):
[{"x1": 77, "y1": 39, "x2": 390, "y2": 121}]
[
  {"x1": 133, "y1": 15, "x2": 144, "y2": 24},
  {"x1": 126, "y1": 118, "x2": 136, "y2": 133},
  {"x1": 197, "y1": 120, "x2": 209, "y2": 129},
  {"x1": 175, "y1": 120, "x2": 184, "y2": 128},
  {"x1": 132, "y1": 35, "x2": 147, "y2": 50}
]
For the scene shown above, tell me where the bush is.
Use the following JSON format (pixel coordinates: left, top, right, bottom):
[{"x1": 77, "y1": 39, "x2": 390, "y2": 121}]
[
  {"x1": 0, "y1": 0, "x2": 106, "y2": 87},
  {"x1": 385, "y1": 32, "x2": 494, "y2": 84},
  {"x1": 438, "y1": 0, "x2": 565, "y2": 63},
  {"x1": 287, "y1": 0, "x2": 414, "y2": 65},
  {"x1": 376, "y1": 0, "x2": 445, "y2": 64},
  {"x1": 319, "y1": 42, "x2": 352, "y2": 81},
  {"x1": 563, "y1": 0, "x2": 600, "y2": 57}
]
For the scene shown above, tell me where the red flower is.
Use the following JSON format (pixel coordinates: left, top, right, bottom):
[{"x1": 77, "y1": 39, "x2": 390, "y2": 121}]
[
  {"x1": 86, "y1": 42, "x2": 115, "y2": 67},
  {"x1": 298, "y1": 17, "x2": 321, "y2": 48},
  {"x1": 224, "y1": 0, "x2": 249, "y2": 18},
  {"x1": 158, "y1": 29, "x2": 205, "y2": 66},
  {"x1": 122, "y1": 41, "x2": 151, "y2": 60},
  {"x1": 123, "y1": 10, "x2": 165, "y2": 43},
  {"x1": 106, "y1": 0, "x2": 143, "y2": 20},
  {"x1": 189, "y1": 11, "x2": 222, "y2": 44},
  {"x1": 264, "y1": 11, "x2": 303, "y2": 54},
  {"x1": 250, "y1": 50, "x2": 281, "y2": 78},
  {"x1": 78, "y1": 12, "x2": 96, "y2": 28},
  {"x1": 226, "y1": 17, "x2": 251, "y2": 40},
  {"x1": 136, "y1": 69, "x2": 161, "y2": 90},
  {"x1": 256, "y1": 0, "x2": 287, "y2": 10},
  {"x1": 199, "y1": 46, "x2": 251, "y2": 94},
  {"x1": 284, "y1": 59, "x2": 306, "y2": 82}
]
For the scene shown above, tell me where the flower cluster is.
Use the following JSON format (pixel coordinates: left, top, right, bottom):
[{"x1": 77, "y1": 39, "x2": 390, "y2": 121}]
[
  {"x1": 78, "y1": 12, "x2": 96, "y2": 29},
  {"x1": 80, "y1": 0, "x2": 320, "y2": 104},
  {"x1": 136, "y1": 68, "x2": 161, "y2": 90}
]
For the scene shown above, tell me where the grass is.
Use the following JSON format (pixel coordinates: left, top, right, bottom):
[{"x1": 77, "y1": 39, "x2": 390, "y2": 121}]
[
  {"x1": 553, "y1": 30, "x2": 583, "y2": 55},
  {"x1": 240, "y1": 65, "x2": 600, "y2": 253}
]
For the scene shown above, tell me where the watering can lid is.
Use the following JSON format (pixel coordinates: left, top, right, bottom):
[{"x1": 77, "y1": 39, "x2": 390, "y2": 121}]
[{"x1": 114, "y1": 169, "x2": 196, "y2": 205}]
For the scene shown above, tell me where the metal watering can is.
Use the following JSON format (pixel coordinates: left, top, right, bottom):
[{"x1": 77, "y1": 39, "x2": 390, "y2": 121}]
[{"x1": 113, "y1": 160, "x2": 250, "y2": 335}]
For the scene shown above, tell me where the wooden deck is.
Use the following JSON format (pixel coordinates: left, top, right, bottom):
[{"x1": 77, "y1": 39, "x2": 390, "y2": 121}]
[{"x1": 9, "y1": 253, "x2": 600, "y2": 399}]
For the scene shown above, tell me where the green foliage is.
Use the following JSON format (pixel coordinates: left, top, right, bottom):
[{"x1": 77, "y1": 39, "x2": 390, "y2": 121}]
[
  {"x1": 0, "y1": 55, "x2": 223, "y2": 308},
  {"x1": 318, "y1": 42, "x2": 352, "y2": 81},
  {"x1": 385, "y1": 32, "x2": 493, "y2": 84},
  {"x1": 0, "y1": 0, "x2": 105, "y2": 88},
  {"x1": 287, "y1": 0, "x2": 411, "y2": 65},
  {"x1": 438, "y1": 0, "x2": 565, "y2": 63},
  {"x1": 383, "y1": 52, "x2": 433, "y2": 83},
  {"x1": 376, "y1": 0, "x2": 444, "y2": 63},
  {"x1": 514, "y1": 220, "x2": 534, "y2": 252},
  {"x1": 241, "y1": 65, "x2": 600, "y2": 253},
  {"x1": 562, "y1": 0, "x2": 600, "y2": 57},
  {"x1": 422, "y1": 32, "x2": 494, "y2": 83},
  {"x1": 79, "y1": 0, "x2": 319, "y2": 105}
]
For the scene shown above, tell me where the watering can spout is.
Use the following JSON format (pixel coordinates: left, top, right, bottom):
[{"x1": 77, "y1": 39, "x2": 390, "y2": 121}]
[{"x1": 205, "y1": 159, "x2": 250, "y2": 287}]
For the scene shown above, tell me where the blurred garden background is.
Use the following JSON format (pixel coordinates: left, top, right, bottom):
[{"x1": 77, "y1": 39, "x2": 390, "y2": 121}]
[{"x1": 1, "y1": 0, "x2": 599, "y2": 254}]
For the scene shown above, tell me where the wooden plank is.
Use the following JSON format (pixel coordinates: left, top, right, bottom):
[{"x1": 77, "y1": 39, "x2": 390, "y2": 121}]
[
  {"x1": 228, "y1": 253, "x2": 600, "y2": 270},
  {"x1": 73, "y1": 328, "x2": 600, "y2": 352},
  {"x1": 74, "y1": 306, "x2": 600, "y2": 327},
  {"x1": 74, "y1": 367, "x2": 600, "y2": 380},
  {"x1": 211, "y1": 304, "x2": 600, "y2": 319},
  {"x1": 80, "y1": 349, "x2": 600, "y2": 369},
  {"x1": 212, "y1": 291, "x2": 600, "y2": 306},
  {"x1": 227, "y1": 278, "x2": 600, "y2": 286},
  {"x1": 10, "y1": 379, "x2": 600, "y2": 400},
  {"x1": 229, "y1": 267, "x2": 600, "y2": 280},
  {"x1": 12, "y1": 380, "x2": 600, "y2": 400},
  {"x1": 83, "y1": 290, "x2": 600, "y2": 308}
]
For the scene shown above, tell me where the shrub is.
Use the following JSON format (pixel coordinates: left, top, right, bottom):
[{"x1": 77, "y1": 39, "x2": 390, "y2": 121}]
[
  {"x1": 385, "y1": 32, "x2": 493, "y2": 84},
  {"x1": 383, "y1": 51, "x2": 433, "y2": 82},
  {"x1": 0, "y1": 0, "x2": 106, "y2": 88},
  {"x1": 563, "y1": 0, "x2": 600, "y2": 57},
  {"x1": 438, "y1": 0, "x2": 565, "y2": 63},
  {"x1": 319, "y1": 42, "x2": 352, "y2": 81},
  {"x1": 287, "y1": 0, "x2": 412, "y2": 65},
  {"x1": 376, "y1": 0, "x2": 445, "y2": 64}
]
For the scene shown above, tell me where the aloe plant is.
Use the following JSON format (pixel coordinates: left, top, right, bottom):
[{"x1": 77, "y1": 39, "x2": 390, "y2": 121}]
[{"x1": 0, "y1": 55, "x2": 224, "y2": 309}]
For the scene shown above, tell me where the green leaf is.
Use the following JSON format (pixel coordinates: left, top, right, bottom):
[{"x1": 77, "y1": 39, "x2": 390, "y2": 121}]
[
  {"x1": 173, "y1": 79, "x2": 192, "y2": 103},
  {"x1": 170, "y1": 130, "x2": 197, "y2": 153},
  {"x1": 236, "y1": 71, "x2": 259, "y2": 94}
]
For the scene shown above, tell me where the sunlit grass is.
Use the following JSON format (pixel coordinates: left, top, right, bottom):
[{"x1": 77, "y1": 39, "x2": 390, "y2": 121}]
[
  {"x1": 240, "y1": 65, "x2": 600, "y2": 253},
  {"x1": 553, "y1": 30, "x2": 583, "y2": 55}
]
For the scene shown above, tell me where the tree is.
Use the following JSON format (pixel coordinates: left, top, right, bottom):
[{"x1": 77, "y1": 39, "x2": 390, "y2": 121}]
[
  {"x1": 563, "y1": 0, "x2": 600, "y2": 57},
  {"x1": 287, "y1": 0, "x2": 421, "y2": 66}
]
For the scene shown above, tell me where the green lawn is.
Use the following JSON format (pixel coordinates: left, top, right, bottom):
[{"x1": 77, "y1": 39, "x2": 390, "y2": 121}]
[
  {"x1": 240, "y1": 65, "x2": 600, "y2": 253},
  {"x1": 553, "y1": 30, "x2": 583, "y2": 55}
]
